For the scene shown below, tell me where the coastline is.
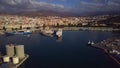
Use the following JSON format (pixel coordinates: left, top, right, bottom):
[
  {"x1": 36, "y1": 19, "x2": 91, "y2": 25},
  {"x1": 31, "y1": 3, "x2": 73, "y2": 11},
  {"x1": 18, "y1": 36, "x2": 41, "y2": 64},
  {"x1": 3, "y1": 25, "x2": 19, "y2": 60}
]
[
  {"x1": 1, "y1": 27, "x2": 120, "y2": 32},
  {"x1": 0, "y1": 27, "x2": 119, "y2": 35},
  {"x1": 90, "y1": 37, "x2": 120, "y2": 65}
]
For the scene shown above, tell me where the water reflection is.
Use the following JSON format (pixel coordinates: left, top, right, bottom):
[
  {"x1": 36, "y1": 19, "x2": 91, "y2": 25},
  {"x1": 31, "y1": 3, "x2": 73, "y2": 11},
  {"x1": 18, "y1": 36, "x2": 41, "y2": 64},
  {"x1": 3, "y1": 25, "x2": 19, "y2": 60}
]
[{"x1": 56, "y1": 36, "x2": 62, "y2": 42}]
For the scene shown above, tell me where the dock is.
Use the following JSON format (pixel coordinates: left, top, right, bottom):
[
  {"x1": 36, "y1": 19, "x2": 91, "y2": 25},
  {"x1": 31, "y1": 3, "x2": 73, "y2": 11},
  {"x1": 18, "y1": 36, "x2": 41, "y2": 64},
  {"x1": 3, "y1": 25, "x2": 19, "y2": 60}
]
[
  {"x1": 89, "y1": 37, "x2": 120, "y2": 65},
  {"x1": 0, "y1": 44, "x2": 29, "y2": 68},
  {"x1": 15, "y1": 54, "x2": 29, "y2": 68},
  {"x1": 1, "y1": 54, "x2": 29, "y2": 68}
]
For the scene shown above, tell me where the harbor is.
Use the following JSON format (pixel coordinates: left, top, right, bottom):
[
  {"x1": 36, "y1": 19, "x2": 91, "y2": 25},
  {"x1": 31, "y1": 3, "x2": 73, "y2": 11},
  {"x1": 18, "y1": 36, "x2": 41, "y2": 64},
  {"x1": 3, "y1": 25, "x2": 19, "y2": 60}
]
[
  {"x1": 89, "y1": 37, "x2": 120, "y2": 65},
  {"x1": 0, "y1": 44, "x2": 29, "y2": 68},
  {"x1": 0, "y1": 1, "x2": 120, "y2": 68},
  {"x1": 0, "y1": 30, "x2": 120, "y2": 68}
]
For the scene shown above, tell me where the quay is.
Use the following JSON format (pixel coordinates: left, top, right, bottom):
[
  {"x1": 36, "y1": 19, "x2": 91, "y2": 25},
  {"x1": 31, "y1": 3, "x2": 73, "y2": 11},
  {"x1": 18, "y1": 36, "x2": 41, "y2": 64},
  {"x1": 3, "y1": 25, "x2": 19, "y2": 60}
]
[
  {"x1": 14, "y1": 54, "x2": 29, "y2": 68},
  {"x1": 89, "y1": 37, "x2": 120, "y2": 65},
  {"x1": 0, "y1": 27, "x2": 120, "y2": 36}
]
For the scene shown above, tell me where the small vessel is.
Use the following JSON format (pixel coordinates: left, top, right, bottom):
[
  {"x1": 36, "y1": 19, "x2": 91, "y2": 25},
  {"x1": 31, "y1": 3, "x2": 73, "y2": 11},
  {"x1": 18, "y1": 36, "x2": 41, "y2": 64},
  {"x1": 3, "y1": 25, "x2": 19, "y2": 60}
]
[
  {"x1": 87, "y1": 41, "x2": 95, "y2": 45},
  {"x1": 56, "y1": 29, "x2": 62, "y2": 37},
  {"x1": 88, "y1": 41, "x2": 91, "y2": 45},
  {"x1": 5, "y1": 30, "x2": 31, "y2": 36},
  {"x1": 40, "y1": 29, "x2": 54, "y2": 37},
  {"x1": 91, "y1": 41, "x2": 95, "y2": 45}
]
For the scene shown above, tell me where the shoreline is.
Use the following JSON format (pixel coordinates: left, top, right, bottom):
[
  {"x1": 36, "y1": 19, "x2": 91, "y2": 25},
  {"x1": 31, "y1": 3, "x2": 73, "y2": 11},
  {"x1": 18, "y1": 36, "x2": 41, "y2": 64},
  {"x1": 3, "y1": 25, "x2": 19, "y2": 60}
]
[
  {"x1": 90, "y1": 37, "x2": 120, "y2": 65},
  {"x1": 0, "y1": 27, "x2": 119, "y2": 35},
  {"x1": 0, "y1": 27, "x2": 120, "y2": 32}
]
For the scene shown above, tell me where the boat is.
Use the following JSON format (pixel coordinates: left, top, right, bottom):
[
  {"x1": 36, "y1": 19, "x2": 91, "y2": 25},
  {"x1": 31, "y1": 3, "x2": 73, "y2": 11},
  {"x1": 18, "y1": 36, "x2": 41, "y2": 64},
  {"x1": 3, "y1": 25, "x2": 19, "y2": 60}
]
[
  {"x1": 87, "y1": 41, "x2": 95, "y2": 45},
  {"x1": 88, "y1": 41, "x2": 91, "y2": 45},
  {"x1": 5, "y1": 30, "x2": 31, "y2": 36},
  {"x1": 56, "y1": 29, "x2": 62, "y2": 37},
  {"x1": 40, "y1": 29, "x2": 54, "y2": 37},
  {"x1": 91, "y1": 41, "x2": 95, "y2": 45}
]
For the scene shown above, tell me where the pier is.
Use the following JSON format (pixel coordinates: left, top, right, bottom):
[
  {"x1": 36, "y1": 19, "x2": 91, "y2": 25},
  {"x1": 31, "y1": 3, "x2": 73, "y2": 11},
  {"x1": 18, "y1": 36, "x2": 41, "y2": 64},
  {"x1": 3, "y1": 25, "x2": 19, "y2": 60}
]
[
  {"x1": 89, "y1": 37, "x2": 120, "y2": 65},
  {"x1": 15, "y1": 54, "x2": 29, "y2": 68}
]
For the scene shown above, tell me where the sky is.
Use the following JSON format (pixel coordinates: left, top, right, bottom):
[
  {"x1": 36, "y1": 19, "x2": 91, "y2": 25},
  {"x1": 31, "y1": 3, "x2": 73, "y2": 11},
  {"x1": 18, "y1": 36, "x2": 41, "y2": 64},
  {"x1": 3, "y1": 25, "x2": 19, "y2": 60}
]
[{"x1": 0, "y1": 0, "x2": 120, "y2": 16}]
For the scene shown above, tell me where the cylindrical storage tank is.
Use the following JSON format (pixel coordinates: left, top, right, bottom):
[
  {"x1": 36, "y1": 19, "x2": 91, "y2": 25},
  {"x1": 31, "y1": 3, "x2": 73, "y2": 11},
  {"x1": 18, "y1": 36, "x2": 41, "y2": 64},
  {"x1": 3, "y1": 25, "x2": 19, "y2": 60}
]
[
  {"x1": 6, "y1": 44, "x2": 14, "y2": 57},
  {"x1": 12, "y1": 56, "x2": 19, "y2": 64},
  {"x1": 15, "y1": 45, "x2": 25, "y2": 59},
  {"x1": 3, "y1": 56, "x2": 10, "y2": 63}
]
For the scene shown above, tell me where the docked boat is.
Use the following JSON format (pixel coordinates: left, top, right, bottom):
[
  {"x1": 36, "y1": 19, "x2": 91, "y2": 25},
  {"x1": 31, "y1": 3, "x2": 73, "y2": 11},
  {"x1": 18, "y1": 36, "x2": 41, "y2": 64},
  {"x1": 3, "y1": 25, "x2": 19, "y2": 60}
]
[
  {"x1": 56, "y1": 29, "x2": 62, "y2": 37},
  {"x1": 5, "y1": 30, "x2": 31, "y2": 36},
  {"x1": 87, "y1": 41, "x2": 95, "y2": 45},
  {"x1": 91, "y1": 41, "x2": 95, "y2": 45},
  {"x1": 40, "y1": 29, "x2": 54, "y2": 37},
  {"x1": 88, "y1": 41, "x2": 91, "y2": 45}
]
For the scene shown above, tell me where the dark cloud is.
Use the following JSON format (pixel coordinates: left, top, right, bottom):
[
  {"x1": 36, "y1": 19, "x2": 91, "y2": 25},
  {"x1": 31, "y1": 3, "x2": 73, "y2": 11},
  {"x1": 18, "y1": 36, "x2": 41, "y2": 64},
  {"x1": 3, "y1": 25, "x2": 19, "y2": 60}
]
[
  {"x1": 0, "y1": 0, "x2": 69, "y2": 13},
  {"x1": 73, "y1": 0, "x2": 120, "y2": 15},
  {"x1": 0, "y1": 0, "x2": 120, "y2": 15}
]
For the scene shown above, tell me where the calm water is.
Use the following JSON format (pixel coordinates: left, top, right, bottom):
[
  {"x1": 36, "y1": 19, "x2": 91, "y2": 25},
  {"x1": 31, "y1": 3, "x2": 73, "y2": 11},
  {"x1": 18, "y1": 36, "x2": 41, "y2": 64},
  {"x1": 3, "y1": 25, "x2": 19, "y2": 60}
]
[{"x1": 0, "y1": 31, "x2": 120, "y2": 68}]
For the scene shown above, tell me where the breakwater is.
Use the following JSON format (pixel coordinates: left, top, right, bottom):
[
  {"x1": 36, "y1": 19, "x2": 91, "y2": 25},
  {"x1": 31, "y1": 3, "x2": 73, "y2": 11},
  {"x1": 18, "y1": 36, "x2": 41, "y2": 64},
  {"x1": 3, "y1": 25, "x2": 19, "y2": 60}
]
[{"x1": 90, "y1": 37, "x2": 120, "y2": 65}]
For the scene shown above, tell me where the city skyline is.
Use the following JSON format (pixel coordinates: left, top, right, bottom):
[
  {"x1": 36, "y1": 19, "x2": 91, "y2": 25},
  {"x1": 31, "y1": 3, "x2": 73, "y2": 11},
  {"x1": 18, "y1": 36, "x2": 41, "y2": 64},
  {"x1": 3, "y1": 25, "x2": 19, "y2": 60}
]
[{"x1": 0, "y1": 0, "x2": 120, "y2": 16}]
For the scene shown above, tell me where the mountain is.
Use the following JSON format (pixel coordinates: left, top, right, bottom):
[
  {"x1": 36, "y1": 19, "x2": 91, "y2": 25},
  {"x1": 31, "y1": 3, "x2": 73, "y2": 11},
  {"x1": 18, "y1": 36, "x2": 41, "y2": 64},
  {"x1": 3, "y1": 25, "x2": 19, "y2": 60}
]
[{"x1": 0, "y1": 10, "x2": 79, "y2": 17}]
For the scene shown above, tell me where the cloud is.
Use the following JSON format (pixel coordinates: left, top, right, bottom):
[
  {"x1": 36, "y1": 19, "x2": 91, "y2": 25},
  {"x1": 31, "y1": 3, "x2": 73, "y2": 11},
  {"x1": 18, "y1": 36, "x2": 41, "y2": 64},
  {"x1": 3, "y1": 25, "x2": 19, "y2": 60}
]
[
  {"x1": 107, "y1": 1, "x2": 119, "y2": 6},
  {"x1": 0, "y1": 0, "x2": 69, "y2": 13},
  {"x1": 74, "y1": 0, "x2": 120, "y2": 14},
  {"x1": 80, "y1": 1, "x2": 104, "y2": 6},
  {"x1": 0, "y1": 0, "x2": 120, "y2": 15}
]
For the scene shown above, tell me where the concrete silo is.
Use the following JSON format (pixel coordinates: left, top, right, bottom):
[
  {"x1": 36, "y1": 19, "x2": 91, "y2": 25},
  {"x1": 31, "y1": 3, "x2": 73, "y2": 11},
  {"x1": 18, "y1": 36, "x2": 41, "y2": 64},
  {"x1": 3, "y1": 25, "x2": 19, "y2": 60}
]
[
  {"x1": 3, "y1": 55, "x2": 10, "y2": 62},
  {"x1": 12, "y1": 56, "x2": 19, "y2": 64},
  {"x1": 15, "y1": 45, "x2": 25, "y2": 59},
  {"x1": 6, "y1": 44, "x2": 15, "y2": 57}
]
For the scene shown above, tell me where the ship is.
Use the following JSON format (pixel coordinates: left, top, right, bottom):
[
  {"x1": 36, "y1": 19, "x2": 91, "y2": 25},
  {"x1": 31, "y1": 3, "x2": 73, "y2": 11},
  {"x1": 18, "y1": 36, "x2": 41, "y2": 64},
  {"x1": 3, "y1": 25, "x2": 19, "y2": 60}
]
[
  {"x1": 40, "y1": 29, "x2": 54, "y2": 37},
  {"x1": 56, "y1": 29, "x2": 62, "y2": 37},
  {"x1": 5, "y1": 30, "x2": 31, "y2": 36}
]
